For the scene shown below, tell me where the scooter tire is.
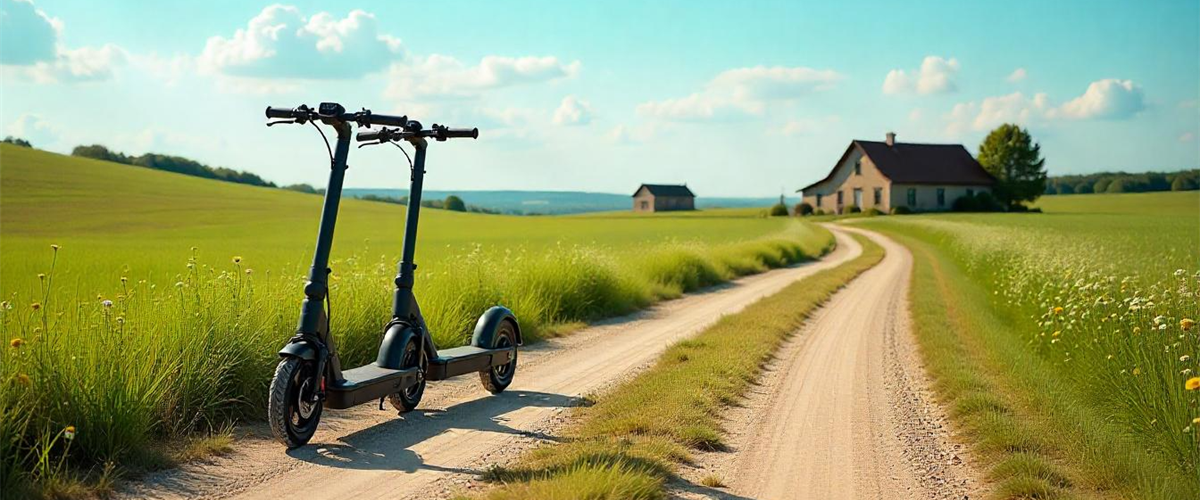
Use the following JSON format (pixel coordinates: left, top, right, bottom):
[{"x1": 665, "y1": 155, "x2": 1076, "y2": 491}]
[
  {"x1": 387, "y1": 334, "x2": 425, "y2": 413},
  {"x1": 480, "y1": 319, "x2": 518, "y2": 394},
  {"x1": 268, "y1": 357, "x2": 322, "y2": 449}
]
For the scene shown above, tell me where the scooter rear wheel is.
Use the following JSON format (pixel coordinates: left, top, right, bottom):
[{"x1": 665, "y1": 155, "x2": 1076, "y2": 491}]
[
  {"x1": 480, "y1": 320, "x2": 518, "y2": 394},
  {"x1": 268, "y1": 357, "x2": 322, "y2": 448},
  {"x1": 387, "y1": 335, "x2": 425, "y2": 413}
]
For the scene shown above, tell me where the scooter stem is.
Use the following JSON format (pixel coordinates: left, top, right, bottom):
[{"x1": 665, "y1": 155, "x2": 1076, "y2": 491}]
[
  {"x1": 392, "y1": 138, "x2": 427, "y2": 322},
  {"x1": 298, "y1": 122, "x2": 353, "y2": 336}
]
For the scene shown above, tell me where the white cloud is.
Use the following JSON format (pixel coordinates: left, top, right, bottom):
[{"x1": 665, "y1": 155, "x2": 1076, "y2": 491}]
[
  {"x1": 553, "y1": 96, "x2": 594, "y2": 126},
  {"x1": 0, "y1": 0, "x2": 125, "y2": 83},
  {"x1": 5, "y1": 114, "x2": 60, "y2": 146},
  {"x1": 198, "y1": 5, "x2": 404, "y2": 79},
  {"x1": 882, "y1": 56, "x2": 960, "y2": 95},
  {"x1": 908, "y1": 108, "x2": 924, "y2": 121},
  {"x1": 945, "y1": 92, "x2": 1049, "y2": 134},
  {"x1": 637, "y1": 65, "x2": 842, "y2": 122},
  {"x1": 385, "y1": 55, "x2": 580, "y2": 99},
  {"x1": 1050, "y1": 79, "x2": 1145, "y2": 120},
  {"x1": 1007, "y1": 68, "x2": 1028, "y2": 83}
]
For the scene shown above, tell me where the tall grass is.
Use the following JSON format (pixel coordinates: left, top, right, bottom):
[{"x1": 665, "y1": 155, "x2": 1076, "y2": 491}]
[{"x1": 0, "y1": 223, "x2": 831, "y2": 498}]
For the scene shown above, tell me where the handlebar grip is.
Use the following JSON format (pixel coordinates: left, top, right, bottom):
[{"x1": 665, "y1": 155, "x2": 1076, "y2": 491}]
[
  {"x1": 368, "y1": 114, "x2": 409, "y2": 127},
  {"x1": 356, "y1": 129, "x2": 388, "y2": 142},
  {"x1": 265, "y1": 106, "x2": 294, "y2": 119},
  {"x1": 443, "y1": 128, "x2": 479, "y2": 139}
]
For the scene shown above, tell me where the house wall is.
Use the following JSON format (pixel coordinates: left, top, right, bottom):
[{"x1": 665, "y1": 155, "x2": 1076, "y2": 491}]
[
  {"x1": 800, "y1": 147, "x2": 891, "y2": 214},
  {"x1": 632, "y1": 192, "x2": 655, "y2": 212},
  {"x1": 653, "y1": 196, "x2": 694, "y2": 211},
  {"x1": 889, "y1": 184, "x2": 992, "y2": 212}
]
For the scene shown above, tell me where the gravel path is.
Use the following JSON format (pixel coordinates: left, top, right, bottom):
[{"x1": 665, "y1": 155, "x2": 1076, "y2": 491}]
[{"x1": 674, "y1": 226, "x2": 981, "y2": 500}]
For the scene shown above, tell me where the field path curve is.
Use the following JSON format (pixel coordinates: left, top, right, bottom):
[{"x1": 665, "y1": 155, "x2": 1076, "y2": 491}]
[
  {"x1": 681, "y1": 226, "x2": 980, "y2": 500},
  {"x1": 121, "y1": 228, "x2": 862, "y2": 500}
]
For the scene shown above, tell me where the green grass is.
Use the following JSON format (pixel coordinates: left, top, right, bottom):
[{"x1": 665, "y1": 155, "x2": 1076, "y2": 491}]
[
  {"x1": 0, "y1": 145, "x2": 834, "y2": 498},
  {"x1": 1032, "y1": 190, "x2": 1198, "y2": 215},
  {"x1": 471, "y1": 234, "x2": 884, "y2": 500},
  {"x1": 857, "y1": 192, "x2": 1200, "y2": 498}
]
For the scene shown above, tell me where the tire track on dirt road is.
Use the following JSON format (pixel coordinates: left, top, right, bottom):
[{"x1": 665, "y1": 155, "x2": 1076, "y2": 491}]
[
  {"x1": 678, "y1": 227, "x2": 980, "y2": 500},
  {"x1": 121, "y1": 229, "x2": 861, "y2": 500}
]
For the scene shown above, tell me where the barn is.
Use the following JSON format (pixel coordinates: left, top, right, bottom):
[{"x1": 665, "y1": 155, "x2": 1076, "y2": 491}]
[{"x1": 632, "y1": 184, "x2": 696, "y2": 212}]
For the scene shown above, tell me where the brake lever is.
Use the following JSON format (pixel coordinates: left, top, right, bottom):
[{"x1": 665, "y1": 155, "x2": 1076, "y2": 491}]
[
  {"x1": 266, "y1": 120, "x2": 298, "y2": 127},
  {"x1": 357, "y1": 141, "x2": 384, "y2": 149}
]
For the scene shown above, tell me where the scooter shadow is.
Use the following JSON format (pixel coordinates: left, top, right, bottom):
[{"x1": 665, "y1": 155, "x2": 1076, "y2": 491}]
[{"x1": 286, "y1": 390, "x2": 582, "y2": 473}]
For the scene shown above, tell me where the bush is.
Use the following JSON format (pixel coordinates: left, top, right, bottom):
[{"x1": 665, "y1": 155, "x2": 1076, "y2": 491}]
[
  {"x1": 795, "y1": 202, "x2": 814, "y2": 216},
  {"x1": 768, "y1": 203, "x2": 789, "y2": 217},
  {"x1": 444, "y1": 195, "x2": 467, "y2": 212},
  {"x1": 814, "y1": 209, "x2": 826, "y2": 216},
  {"x1": 865, "y1": 207, "x2": 884, "y2": 216},
  {"x1": 845, "y1": 205, "x2": 861, "y2": 213},
  {"x1": 974, "y1": 191, "x2": 1002, "y2": 211},
  {"x1": 891, "y1": 206, "x2": 913, "y2": 215},
  {"x1": 952, "y1": 194, "x2": 980, "y2": 212}
]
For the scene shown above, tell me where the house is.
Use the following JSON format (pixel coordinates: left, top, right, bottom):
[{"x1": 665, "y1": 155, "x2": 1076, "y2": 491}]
[
  {"x1": 632, "y1": 184, "x2": 696, "y2": 212},
  {"x1": 798, "y1": 132, "x2": 995, "y2": 213}
]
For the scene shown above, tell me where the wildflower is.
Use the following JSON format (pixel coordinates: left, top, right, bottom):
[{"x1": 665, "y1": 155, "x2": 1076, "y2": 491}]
[
  {"x1": 120, "y1": 276, "x2": 127, "y2": 283},
  {"x1": 175, "y1": 282, "x2": 184, "y2": 288},
  {"x1": 1132, "y1": 367, "x2": 1141, "y2": 376},
  {"x1": 37, "y1": 273, "x2": 45, "y2": 280},
  {"x1": 10, "y1": 338, "x2": 24, "y2": 349},
  {"x1": 16, "y1": 373, "x2": 30, "y2": 386},
  {"x1": 1187, "y1": 377, "x2": 1200, "y2": 391},
  {"x1": 63, "y1": 426, "x2": 75, "y2": 441},
  {"x1": 101, "y1": 300, "x2": 113, "y2": 308},
  {"x1": 116, "y1": 317, "x2": 125, "y2": 324},
  {"x1": 31, "y1": 303, "x2": 40, "y2": 311},
  {"x1": 246, "y1": 268, "x2": 253, "y2": 274},
  {"x1": 232, "y1": 256, "x2": 242, "y2": 264},
  {"x1": 1053, "y1": 306, "x2": 1064, "y2": 315},
  {"x1": 1194, "y1": 417, "x2": 1200, "y2": 424},
  {"x1": 1052, "y1": 331, "x2": 1061, "y2": 337},
  {"x1": 1183, "y1": 355, "x2": 1192, "y2": 362},
  {"x1": 1182, "y1": 319, "x2": 1195, "y2": 331},
  {"x1": 1133, "y1": 327, "x2": 1141, "y2": 334},
  {"x1": 1, "y1": 301, "x2": 8, "y2": 310},
  {"x1": 50, "y1": 244, "x2": 59, "y2": 251}
]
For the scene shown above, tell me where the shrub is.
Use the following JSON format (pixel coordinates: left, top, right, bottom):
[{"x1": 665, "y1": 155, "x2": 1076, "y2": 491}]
[
  {"x1": 768, "y1": 203, "x2": 789, "y2": 217},
  {"x1": 845, "y1": 205, "x2": 861, "y2": 213},
  {"x1": 795, "y1": 202, "x2": 814, "y2": 216},
  {"x1": 444, "y1": 195, "x2": 467, "y2": 212},
  {"x1": 814, "y1": 209, "x2": 826, "y2": 216},
  {"x1": 865, "y1": 207, "x2": 884, "y2": 216},
  {"x1": 891, "y1": 206, "x2": 913, "y2": 215},
  {"x1": 974, "y1": 191, "x2": 1002, "y2": 212}
]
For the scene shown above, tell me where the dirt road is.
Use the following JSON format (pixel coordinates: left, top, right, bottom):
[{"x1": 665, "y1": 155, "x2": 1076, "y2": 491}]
[
  {"x1": 680, "y1": 227, "x2": 979, "y2": 500},
  {"x1": 122, "y1": 229, "x2": 861, "y2": 500}
]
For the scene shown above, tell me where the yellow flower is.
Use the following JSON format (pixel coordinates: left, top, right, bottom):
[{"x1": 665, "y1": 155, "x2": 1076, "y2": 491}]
[
  {"x1": 50, "y1": 244, "x2": 59, "y2": 251},
  {"x1": 1182, "y1": 319, "x2": 1195, "y2": 331},
  {"x1": 63, "y1": 426, "x2": 75, "y2": 440},
  {"x1": 1194, "y1": 417, "x2": 1200, "y2": 425},
  {"x1": 10, "y1": 338, "x2": 24, "y2": 349},
  {"x1": 15, "y1": 373, "x2": 30, "y2": 386},
  {"x1": 30, "y1": 303, "x2": 40, "y2": 311},
  {"x1": 1052, "y1": 331, "x2": 1061, "y2": 337},
  {"x1": 1187, "y1": 377, "x2": 1200, "y2": 391},
  {"x1": 1053, "y1": 306, "x2": 1064, "y2": 315},
  {"x1": 1132, "y1": 367, "x2": 1141, "y2": 376},
  {"x1": 232, "y1": 256, "x2": 242, "y2": 264}
]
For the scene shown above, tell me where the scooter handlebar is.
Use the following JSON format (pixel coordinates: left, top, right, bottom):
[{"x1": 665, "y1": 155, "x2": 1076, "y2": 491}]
[
  {"x1": 356, "y1": 129, "x2": 390, "y2": 142},
  {"x1": 265, "y1": 106, "x2": 304, "y2": 119},
  {"x1": 437, "y1": 127, "x2": 479, "y2": 140}
]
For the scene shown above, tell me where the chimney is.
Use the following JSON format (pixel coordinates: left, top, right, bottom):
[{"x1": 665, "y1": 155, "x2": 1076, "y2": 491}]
[{"x1": 885, "y1": 131, "x2": 896, "y2": 146}]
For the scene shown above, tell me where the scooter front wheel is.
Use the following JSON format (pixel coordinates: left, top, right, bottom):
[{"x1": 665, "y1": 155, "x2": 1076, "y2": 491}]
[
  {"x1": 268, "y1": 357, "x2": 322, "y2": 448},
  {"x1": 480, "y1": 320, "x2": 518, "y2": 394},
  {"x1": 387, "y1": 334, "x2": 426, "y2": 413}
]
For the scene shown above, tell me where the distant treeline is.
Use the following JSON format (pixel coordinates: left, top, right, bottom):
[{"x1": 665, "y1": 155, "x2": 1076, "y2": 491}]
[
  {"x1": 1045, "y1": 169, "x2": 1199, "y2": 195},
  {"x1": 3, "y1": 136, "x2": 33, "y2": 147},
  {"x1": 358, "y1": 193, "x2": 500, "y2": 214},
  {"x1": 71, "y1": 144, "x2": 277, "y2": 188}
]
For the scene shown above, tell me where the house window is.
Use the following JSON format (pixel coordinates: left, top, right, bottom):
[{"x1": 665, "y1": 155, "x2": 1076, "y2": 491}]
[
  {"x1": 907, "y1": 188, "x2": 916, "y2": 207},
  {"x1": 837, "y1": 190, "x2": 844, "y2": 206},
  {"x1": 873, "y1": 187, "x2": 882, "y2": 205},
  {"x1": 937, "y1": 188, "x2": 946, "y2": 207},
  {"x1": 816, "y1": 194, "x2": 822, "y2": 207},
  {"x1": 854, "y1": 158, "x2": 862, "y2": 176},
  {"x1": 853, "y1": 188, "x2": 863, "y2": 207}
]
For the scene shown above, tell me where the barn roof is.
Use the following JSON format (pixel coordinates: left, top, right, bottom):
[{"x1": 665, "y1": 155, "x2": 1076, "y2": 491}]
[
  {"x1": 633, "y1": 184, "x2": 696, "y2": 198},
  {"x1": 799, "y1": 140, "x2": 995, "y2": 192}
]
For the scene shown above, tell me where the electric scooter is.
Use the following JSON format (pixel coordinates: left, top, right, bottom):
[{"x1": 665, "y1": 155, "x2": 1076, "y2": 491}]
[{"x1": 263, "y1": 103, "x2": 520, "y2": 449}]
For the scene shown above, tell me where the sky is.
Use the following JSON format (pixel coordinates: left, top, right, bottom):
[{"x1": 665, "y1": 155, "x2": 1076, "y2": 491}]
[{"x1": 2, "y1": 0, "x2": 1197, "y2": 197}]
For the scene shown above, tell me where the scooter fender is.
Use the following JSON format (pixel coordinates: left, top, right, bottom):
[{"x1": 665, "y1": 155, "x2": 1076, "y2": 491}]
[
  {"x1": 471, "y1": 306, "x2": 522, "y2": 348},
  {"x1": 278, "y1": 341, "x2": 318, "y2": 361},
  {"x1": 376, "y1": 322, "x2": 419, "y2": 369}
]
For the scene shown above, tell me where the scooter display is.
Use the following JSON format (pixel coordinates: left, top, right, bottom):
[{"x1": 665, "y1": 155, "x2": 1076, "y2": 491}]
[{"x1": 263, "y1": 103, "x2": 520, "y2": 448}]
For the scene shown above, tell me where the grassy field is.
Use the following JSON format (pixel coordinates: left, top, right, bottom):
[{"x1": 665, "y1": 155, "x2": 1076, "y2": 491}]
[
  {"x1": 470, "y1": 234, "x2": 884, "y2": 499},
  {"x1": 858, "y1": 191, "x2": 1200, "y2": 498},
  {"x1": 0, "y1": 144, "x2": 833, "y2": 498}
]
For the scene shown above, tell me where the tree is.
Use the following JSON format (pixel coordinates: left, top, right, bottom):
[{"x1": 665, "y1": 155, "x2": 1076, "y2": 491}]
[
  {"x1": 977, "y1": 124, "x2": 1047, "y2": 209},
  {"x1": 444, "y1": 195, "x2": 467, "y2": 212},
  {"x1": 1092, "y1": 178, "x2": 1111, "y2": 193},
  {"x1": 768, "y1": 202, "x2": 788, "y2": 216},
  {"x1": 2, "y1": 136, "x2": 32, "y2": 147}
]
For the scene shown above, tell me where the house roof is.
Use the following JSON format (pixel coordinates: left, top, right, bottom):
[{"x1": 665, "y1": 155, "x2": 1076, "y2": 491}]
[
  {"x1": 799, "y1": 140, "x2": 995, "y2": 192},
  {"x1": 633, "y1": 184, "x2": 696, "y2": 198}
]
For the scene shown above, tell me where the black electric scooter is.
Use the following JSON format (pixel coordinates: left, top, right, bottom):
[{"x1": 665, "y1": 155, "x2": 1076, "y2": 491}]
[{"x1": 263, "y1": 103, "x2": 520, "y2": 448}]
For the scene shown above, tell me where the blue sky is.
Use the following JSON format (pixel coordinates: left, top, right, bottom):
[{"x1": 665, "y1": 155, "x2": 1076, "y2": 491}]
[{"x1": 2, "y1": 0, "x2": 1197, "y2": 196}]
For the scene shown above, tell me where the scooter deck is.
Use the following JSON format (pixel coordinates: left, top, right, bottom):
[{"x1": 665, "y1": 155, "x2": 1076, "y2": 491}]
[
  {"x1": 325, "y1": 364, "x2": 420, "y2": 409},
  {"x1": 427, "y1": 346, "x2": 515, "y2": 381}
]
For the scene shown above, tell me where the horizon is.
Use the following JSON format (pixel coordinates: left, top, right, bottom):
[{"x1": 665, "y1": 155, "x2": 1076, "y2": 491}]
[{"x1": 2, "y1": 0, "x2": 1198, "y2": 196}]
